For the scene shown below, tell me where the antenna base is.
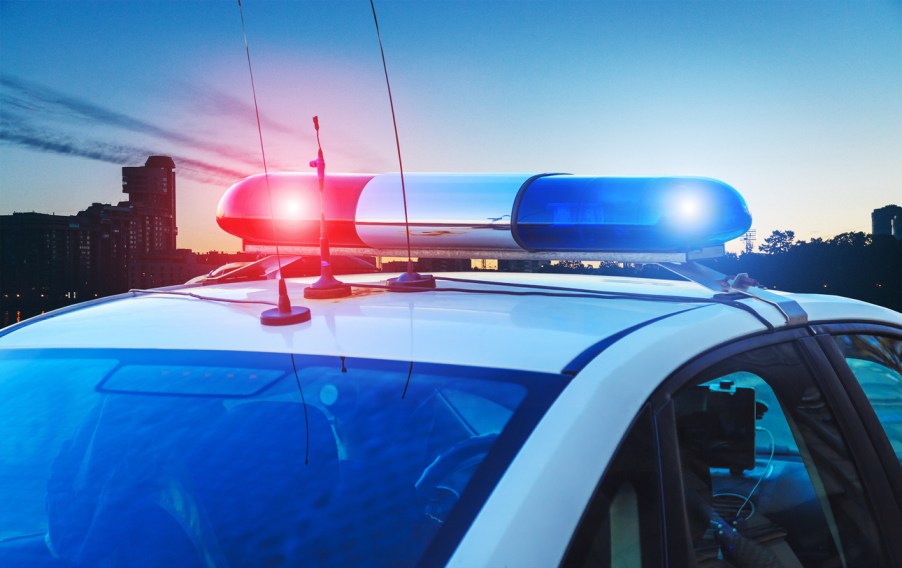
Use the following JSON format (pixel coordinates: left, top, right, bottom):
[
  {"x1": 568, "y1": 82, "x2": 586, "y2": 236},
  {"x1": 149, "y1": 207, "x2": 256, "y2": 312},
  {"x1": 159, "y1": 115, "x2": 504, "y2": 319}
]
[
  {"x1": 387, "y1": 271, "x2": 436, "y2": 292},
  {"x1": 262, "y1": 278, "x2": 312, "y2": 325},
  {"x1": 304, "y1": 259, "x2": 353, "y2": 299},
  {"x1": 304, "y1": 281, "x2": 353, "y2": 299},
  {"x1": 304, "y1": 273, "x2": 353, "y2": 299},
  {"x1": 260, "y1": 306, "x2": 312, "y2": 326}
]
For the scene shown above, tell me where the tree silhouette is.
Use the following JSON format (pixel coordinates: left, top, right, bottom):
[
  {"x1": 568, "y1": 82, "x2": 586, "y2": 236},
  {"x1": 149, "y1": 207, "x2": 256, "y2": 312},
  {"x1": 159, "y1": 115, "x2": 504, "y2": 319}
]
[
  {"x1": 707, "y1": 231, "x2": 901, "y2": 311},
  {"x1": 759, "y1": 230, "x2": 797, "y2": 255},
  {"x1": 828, "y1": 231, "x2": 872, "y2": 247}
]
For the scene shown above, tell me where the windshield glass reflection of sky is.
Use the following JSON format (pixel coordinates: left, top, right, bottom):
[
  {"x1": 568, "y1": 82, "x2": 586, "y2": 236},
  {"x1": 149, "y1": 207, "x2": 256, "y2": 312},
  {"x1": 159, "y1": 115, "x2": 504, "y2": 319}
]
[{"x1": 0, "y1": 349, "x2": 551, "y2": 567}]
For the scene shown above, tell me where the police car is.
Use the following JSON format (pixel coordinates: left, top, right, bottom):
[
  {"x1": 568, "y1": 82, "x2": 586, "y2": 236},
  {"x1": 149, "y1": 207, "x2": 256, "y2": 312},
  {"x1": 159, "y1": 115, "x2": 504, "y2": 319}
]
[{"x1": 1, "y1": 173, "x2": 900, "y2": 567}]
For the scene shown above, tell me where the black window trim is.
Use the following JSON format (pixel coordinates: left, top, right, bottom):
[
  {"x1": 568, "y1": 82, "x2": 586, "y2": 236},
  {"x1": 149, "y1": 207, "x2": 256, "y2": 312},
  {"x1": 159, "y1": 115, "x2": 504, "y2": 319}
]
[
  {"x1": 795, "y1": 335, "x2": 902, "y2": 564},
  {"x1": 560, "y1": 404, "x2": 667, "y2": 567},
  {"x1": 650, "y1": 326, "x2": 902, "y2": 566},
  {"x1": 561, "y1": 328, "x2": 815, "y2": 567},
  {"x1": 651, "y1": 327, "x2": 808, "y2": 566},
  {"x1": 654, "y1": 398, "x2": 695, "y2": 567},
  {"x1": 811, "y1": 324, "x2": 902, "y2": 514}
]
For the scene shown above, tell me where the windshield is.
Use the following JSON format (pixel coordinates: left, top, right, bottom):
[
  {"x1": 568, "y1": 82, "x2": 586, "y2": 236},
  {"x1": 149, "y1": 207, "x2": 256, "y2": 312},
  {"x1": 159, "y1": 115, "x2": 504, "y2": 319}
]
[{"x1": 0, "y1": 349, "x2": 566, "y2": 567}]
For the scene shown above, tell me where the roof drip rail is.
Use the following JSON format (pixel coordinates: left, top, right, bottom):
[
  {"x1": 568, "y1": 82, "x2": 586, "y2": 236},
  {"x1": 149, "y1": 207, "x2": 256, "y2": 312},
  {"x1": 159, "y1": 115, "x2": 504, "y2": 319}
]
[{"x1": 660, "y1": 261, "x2": 808, "y2": 326}]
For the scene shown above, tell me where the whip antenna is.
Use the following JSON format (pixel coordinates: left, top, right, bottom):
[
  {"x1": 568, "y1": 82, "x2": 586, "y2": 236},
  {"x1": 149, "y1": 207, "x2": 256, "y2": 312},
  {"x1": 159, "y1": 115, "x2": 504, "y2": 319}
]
[
  {"x1": 304, "y1": 116, "x2": 351, "y2": 299},
  {"x1": 237, "y1": 0, "x2": 311, "y2": 325},
  {"x1": 369, "y1": 0, "x2": 436, "y2": 291}
]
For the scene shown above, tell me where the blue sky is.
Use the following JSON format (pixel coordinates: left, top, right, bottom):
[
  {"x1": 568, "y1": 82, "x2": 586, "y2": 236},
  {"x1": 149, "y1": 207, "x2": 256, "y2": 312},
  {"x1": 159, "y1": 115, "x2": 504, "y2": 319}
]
[{"x1": 1, "y1": 0, "x2": 900, "y2": 252}]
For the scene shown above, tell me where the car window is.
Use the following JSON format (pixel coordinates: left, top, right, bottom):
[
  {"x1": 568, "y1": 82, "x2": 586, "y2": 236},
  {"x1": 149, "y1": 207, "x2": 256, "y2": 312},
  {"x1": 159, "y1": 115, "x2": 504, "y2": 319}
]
[
  {"x1": 563, "y1": 407, "x2": 662, "y2": 568},
  {"x1": 0, "y1": 357, "x2": 116, "y2": 539},
  {"x1": 0, "y1": 348, "x2": 566, "y2": 567},
  {"x1": 832, "y1": 334, "x2": 902, "y2": 462},
  {"x1": 711, "y1": 371, "x2": 798, "y2": 455},
  {"x1": 670, "y1": 341, "x2": 888, "y2": 567}
]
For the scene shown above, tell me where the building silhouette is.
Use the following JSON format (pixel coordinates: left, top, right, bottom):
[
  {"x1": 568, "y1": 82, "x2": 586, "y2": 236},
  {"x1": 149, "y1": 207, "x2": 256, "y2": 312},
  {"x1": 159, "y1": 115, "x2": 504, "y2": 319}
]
[
  {"x1": 123, "y1": 155, "x2": 178, "y2": 252},
  {"x1": 1, "y1": 156, "x2": 243, "y2": 324},
  {"x1": 498, "y1": 259, "x2": 546, "y2": 273},
  {"x1": 872, "y1": 205, "x2": 902, "y2": 240}
]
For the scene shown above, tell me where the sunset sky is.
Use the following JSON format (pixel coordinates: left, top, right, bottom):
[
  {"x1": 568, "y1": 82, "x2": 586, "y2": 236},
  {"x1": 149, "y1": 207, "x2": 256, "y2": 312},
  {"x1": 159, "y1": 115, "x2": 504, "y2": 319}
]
[{"x1": 2, "y1": 0, "x2": 900, "y2": 253}]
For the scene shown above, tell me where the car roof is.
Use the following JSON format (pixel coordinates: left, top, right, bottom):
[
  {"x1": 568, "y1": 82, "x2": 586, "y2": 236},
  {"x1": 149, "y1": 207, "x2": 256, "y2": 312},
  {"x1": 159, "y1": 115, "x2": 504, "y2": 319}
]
[{"x1": 3, "y1": 271, "x2": 899, "y2": 375}]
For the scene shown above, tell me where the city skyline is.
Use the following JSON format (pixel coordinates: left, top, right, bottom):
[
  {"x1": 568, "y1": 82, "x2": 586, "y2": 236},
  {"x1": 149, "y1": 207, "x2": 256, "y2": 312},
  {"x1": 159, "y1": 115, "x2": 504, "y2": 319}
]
[{"x1": 2, "y1": 0, "x2": 900, "y2": 252}]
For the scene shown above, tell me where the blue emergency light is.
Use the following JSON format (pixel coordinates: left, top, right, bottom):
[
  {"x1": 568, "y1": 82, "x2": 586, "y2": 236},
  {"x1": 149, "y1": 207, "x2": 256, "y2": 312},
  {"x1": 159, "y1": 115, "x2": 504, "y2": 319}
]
[
  {"x1": 514, "y1": 176, "x2": 751, "y2": 252},
  {"x1": 217, "y1": 173, "x2": 752, "y2": 261}
]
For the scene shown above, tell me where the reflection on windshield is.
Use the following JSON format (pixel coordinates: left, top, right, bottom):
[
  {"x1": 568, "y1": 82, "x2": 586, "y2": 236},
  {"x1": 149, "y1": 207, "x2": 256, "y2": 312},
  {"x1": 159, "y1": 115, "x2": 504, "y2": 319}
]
[
  {"x1": 0, "y1": 349, "x2": 564, "y2": 567},
  {"x1": 834, "y1": 334, "x2": 902, "y2": 462}
]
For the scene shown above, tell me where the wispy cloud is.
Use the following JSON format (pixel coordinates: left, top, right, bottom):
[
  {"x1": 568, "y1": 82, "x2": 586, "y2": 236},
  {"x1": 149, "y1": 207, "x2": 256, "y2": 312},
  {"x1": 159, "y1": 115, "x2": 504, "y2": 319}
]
[
  {"x1": 0, "y1": 74, "x2": 382, "y2": 185},
  {"x1": 1, "y1": 114, "x2": 249, "y2": 185},
  {"x1": 0, "y1": 74, "x2": 265, "y2": 173},
  {"x1": 178, "y1": 81, "x2": 295, "y2": 135}
]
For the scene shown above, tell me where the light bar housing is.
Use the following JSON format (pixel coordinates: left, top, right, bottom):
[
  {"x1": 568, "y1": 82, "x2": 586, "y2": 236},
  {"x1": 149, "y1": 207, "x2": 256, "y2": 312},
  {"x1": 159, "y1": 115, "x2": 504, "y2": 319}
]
[{"x1": 217, "y1": 173, "x2": 751, "y2": 262}]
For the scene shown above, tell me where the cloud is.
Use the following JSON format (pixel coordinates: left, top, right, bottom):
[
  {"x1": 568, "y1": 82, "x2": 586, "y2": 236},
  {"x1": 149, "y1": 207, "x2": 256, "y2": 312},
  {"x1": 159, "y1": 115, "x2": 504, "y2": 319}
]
[
  {"x1": 0, "y1": 114, "x2": 249, "y2": 185},
  {"x1": 0, "y1": 73, "x2": 384, "y2": 183},
  {"x1": 178, "y1": 82, "x2": 295, "y2": 135},
  {"x1": 0, "y1": 74, "x2": 261, "y2": 170}
]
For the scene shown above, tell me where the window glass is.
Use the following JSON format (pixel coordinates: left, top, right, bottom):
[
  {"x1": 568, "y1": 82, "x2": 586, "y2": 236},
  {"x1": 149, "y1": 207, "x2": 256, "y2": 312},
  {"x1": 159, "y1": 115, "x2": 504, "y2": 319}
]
[
  {"x1": 0, "y1": 349, "x2": 565, "y2": 567},
  {"x1": 563, "y1": 408, "x2": 662, "y2": 568},
  {"x1": 833, "y1": 334, "x2": 902, "y2": 462},
  {"x1": 672, "y1": 342, "x2": 887, "y2": 567},
  {"x1": 709, "y1": 372, "x2": 798, "y2": 455},
  {"x1": 0, "y1": 358, "x2": 116, "y2": 537}
]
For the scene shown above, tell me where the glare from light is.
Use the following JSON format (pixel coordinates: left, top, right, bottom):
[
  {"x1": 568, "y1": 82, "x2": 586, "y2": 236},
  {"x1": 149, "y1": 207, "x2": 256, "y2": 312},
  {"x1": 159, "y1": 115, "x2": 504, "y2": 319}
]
[
  {"x1": 680, "y1": 197, "x2": 699, "y2": 217},
  {"x1": 674, "y1": 194, "x2": 705, "y2": 223},
  {"x1": 282, "y1": 196, "x2": 306, "y2": 220}
]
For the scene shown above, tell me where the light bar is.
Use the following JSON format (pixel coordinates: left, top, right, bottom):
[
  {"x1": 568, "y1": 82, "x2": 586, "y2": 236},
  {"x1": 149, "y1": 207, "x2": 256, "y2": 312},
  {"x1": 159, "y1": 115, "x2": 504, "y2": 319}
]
[{"x1": 216, "y1": 173, "x2": 751, "y2": 261}]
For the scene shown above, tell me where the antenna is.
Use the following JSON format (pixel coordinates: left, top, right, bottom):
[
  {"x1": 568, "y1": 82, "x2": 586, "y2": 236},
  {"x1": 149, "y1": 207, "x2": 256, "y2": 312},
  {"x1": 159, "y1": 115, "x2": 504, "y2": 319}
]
[
  {"x1": 369, "y1": 0, "x2": 435, "y2": 291},
  {"x1": 238, "y1": 0, "x2": 311, "y2": 325},
  {"x1": 304, "y1": 116, "x2": 352, "y2": 299},
  {"x1": 741, "y1": 229, "x2": 757, "y2": 255}
]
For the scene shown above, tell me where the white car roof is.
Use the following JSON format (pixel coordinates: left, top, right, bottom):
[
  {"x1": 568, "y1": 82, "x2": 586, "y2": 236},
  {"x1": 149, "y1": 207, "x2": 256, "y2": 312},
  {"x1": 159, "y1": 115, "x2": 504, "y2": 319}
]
[{"x1": 3, "y1": 271, "x2": 899, "y2": 375}]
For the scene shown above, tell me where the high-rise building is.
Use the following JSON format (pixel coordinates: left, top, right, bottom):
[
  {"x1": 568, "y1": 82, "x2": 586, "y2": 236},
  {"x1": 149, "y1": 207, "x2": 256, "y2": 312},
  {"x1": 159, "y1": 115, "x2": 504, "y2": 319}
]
[
  {"x1": 1, "y1": 156, "x2": 238, "y2": 323},
  {"x1": 872, "y1": 205, "x2": 902, "y2": 240},
  {"x1": 122, "y1": 155, "x2": 177, "y2": 252}
]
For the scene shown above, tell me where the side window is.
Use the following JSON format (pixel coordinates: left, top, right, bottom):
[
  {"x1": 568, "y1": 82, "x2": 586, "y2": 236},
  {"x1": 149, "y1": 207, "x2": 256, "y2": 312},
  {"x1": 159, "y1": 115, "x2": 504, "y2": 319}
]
[
  {"x1": 563, "y1": 407, "x2": 662, "y2": 568},
  {"x1": 671, "y1": 341, "x2": 887, "y2": 567},
  {"x1": 832, "y1": 334, "x2": 902, "y2": 462}
]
